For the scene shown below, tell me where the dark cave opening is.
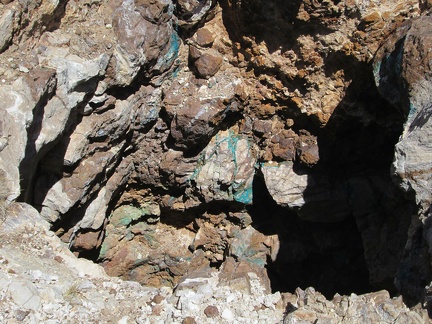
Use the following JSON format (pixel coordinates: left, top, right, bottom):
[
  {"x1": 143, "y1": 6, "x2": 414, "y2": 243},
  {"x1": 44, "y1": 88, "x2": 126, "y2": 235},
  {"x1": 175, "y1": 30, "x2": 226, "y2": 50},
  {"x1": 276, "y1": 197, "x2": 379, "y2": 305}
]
[
  {"x1": 243, "y1": 73, "x2": 414, "y2": 299},
  {"x1": 248, "y1": 172, "x2": 373, "y2": 299}
]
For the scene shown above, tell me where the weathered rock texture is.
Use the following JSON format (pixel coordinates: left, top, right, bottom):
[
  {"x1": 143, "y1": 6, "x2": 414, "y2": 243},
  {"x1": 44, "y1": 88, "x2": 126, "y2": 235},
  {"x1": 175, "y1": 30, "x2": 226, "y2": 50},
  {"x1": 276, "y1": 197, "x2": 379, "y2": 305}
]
[{"x1": 1, "y1": 0, "x2": 432, "y2": 322}]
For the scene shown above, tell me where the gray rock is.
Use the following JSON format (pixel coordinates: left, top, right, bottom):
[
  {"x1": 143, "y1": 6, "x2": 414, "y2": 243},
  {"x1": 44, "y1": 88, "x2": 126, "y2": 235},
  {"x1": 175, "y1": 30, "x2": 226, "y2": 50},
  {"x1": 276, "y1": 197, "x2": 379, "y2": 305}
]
[
  {"x1": 8, "y1": 280, "x2": 41, "y2": 311},
  {"x1": 374, "y1": 14, "x2": 432, "y2": 307},
  {"x1": 374, "y1": 16, "x2": 432, "y2": 210},
  {"x1": 0, "y1": 78, "x2": 38, "y2": 200},
  {"x1": 0, "y1": 9, "x2": 15, "y2": 53},
  {"x1": 175, "y1": 0, "x2": 214, "y2": 27},
  {"x1": 261, "y1": 162, "x2": 308, "y2": 209}
]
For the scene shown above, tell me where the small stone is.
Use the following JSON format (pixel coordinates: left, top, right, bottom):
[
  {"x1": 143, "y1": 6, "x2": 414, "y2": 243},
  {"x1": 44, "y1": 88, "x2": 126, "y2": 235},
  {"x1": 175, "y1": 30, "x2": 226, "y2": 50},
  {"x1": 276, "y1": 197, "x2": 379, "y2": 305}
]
[
  {"x1": 221, "y1": 308, "x2": 234, "y2": 321},
  {"x1": 182, "y1": 316, "x2": 197, "y2": 324},
  {"x1": 54, "y1": 256, "x2": 63, "y2": 263},
  {"x1": 152, "y1": 304, "x2": 163, "y2": 316},
  {"x1": 189, "y1": 45, "x2": 202, "y2": 60},
  {"x1": 9, "y1": 280, "x2": 41, "y2": 311},
  {"x1": 152, "y1": 294, "x2": 164, "y2": 304},
  {"x1": 363, "y1": 12, "x2": 381, "y2": 24},
  {"x1": 204, "y1": 305, "x2": 219, "y2": 318},
  {"x1": 14, "y1": 309, "x2": 30, "y2": 321},
  {"x1": 118, "y1": 316, "x2": 129, "y2": 324}
]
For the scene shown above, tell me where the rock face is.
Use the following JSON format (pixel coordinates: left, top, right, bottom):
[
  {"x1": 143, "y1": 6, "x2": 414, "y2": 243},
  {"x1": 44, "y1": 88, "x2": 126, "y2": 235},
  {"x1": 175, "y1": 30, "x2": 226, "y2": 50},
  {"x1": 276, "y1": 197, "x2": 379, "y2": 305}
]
[
  {"x1": 1, "y1": 0, "x2": 432, "y2": 322},
  {"x1": 374, "y1": 15, "x2": 432, "y2": 309}
]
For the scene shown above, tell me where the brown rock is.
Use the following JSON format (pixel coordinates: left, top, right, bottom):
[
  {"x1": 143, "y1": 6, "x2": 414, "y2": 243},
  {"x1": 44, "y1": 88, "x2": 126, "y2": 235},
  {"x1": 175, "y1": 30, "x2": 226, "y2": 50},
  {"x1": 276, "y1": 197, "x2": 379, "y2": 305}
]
[
  {"x1": 253, "y1": 119, "x2": 272, "y2": 135},
  {"x1": 194, "y1": 51, "x2": 223, "y2": 78},
  {"x1": 195, "y1": 28, "x2": 214, "y2": 47},
  {"x1": 72, "y1": 230, "x2": 103, "y2": 251},
  {"x1": 151, "y1": 294, "x2": 165, "y2": 304},
  {"x1": 134, "y1": 0, "x2": 172, "y2": 23},
  {"x1": 204, "y1": 305, "x2": 219, "y2": 318},
  {"x1": 296, "y1": 130, "x2": 319, "y2": 167},
  {"x1": 255, "y1": 104, "x2": 276, "y2": 117},
  {"x1": 189, "y1": 45, "x2": 202, "y2": 60},
  {"x1": 152, "y1": 304, "x2": 163, "y2": 316},
  {"x1": 182, "y1": 316, "x2": 197, "y2": 324},
  {"x1": 163, "y1": 81, "x2": 232, "y2": 151},
  {"x1": 362, "y1": 12, "x2": 382, "y2": 24}
]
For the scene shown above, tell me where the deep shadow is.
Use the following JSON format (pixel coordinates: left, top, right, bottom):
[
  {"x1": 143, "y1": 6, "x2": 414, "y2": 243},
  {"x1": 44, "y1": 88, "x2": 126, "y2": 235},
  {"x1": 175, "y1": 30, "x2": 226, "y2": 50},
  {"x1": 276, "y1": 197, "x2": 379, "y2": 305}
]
[
  {"x1": 219, "y1": 0, "x2": 336, "y2": 53},
  {"x1": 248, "y1": 171, "x2": 372, "y2": 298},
  {"x1": 298, "y1": 66, "x2": 415, "y2": 295}
]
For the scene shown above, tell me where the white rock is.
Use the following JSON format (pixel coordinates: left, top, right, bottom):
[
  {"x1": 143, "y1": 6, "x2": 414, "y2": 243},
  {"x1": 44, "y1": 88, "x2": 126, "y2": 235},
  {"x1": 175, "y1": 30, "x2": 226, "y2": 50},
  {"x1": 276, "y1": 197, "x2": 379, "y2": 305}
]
[
  {"x1": 9, "y1": 280, "x2": 42, "y2": 311},
  {"x1": 261, "y1": 162, "x2": 308, "y2": 208},
  {"x1": 221, "y1": 308, "x2": 235, "y2": 321}
]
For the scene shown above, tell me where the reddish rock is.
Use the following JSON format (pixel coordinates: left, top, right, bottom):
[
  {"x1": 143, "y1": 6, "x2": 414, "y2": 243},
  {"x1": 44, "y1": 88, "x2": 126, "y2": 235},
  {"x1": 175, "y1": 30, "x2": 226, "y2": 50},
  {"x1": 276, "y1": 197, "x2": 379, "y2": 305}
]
[
  {"x1": 296, "y1": 130, "x2": 319, "y2": 167},
  {"x1": 151, "y1": 294, "x2": 165, "y2": 304},
  {"x1": 182, "y1": 317, "x2": 197, "y2": 324},
  {"x1": 194, "y1": 51, "x2": 223, "y2": 78},
  {"x1": 195, "y1": 28, "x2": 214, "y2": 47},
  {"x1": 189, "y1": 45, "x2": 202, "y2": 60},
  {"x1": 204, "y1": 305, "x2": 219, "y2": 318},
  {"x1": 72, "y1": 230, "x2": 103, "y2": 251}
]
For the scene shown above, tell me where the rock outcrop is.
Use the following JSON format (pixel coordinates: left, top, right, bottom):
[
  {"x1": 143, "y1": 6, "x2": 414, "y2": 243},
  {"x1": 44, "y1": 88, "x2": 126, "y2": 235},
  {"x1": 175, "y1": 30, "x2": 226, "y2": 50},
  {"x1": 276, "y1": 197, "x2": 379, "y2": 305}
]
[{"x1": 1, "y1": 0, "x2": 432, "y2": 322}]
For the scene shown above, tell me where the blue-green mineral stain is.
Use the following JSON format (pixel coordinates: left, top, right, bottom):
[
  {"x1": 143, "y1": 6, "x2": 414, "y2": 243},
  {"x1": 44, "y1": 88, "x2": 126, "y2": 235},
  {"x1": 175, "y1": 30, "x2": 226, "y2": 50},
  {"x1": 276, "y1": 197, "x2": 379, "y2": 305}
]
[
  {"x1": 190, "y1": 130, "x2": 254, "y2": 204},
  {"x1": 373, "y1": 60, "x2": 381, "y2": 83},
  {"x1": 109, "y1": 205, "x2": 155, "y2": 227},
  {"x1": 99, "y1": 241, "x2": 110, "y2": 259},
  {"x1": 155, "y1": 30, "x2": 180, "y2": 71},
  {"x1": 408, "y1": 102, "x2": 417, "y2": 119},
  {"x1": 234, "y1": 187, "x2": 253, "y2": 204}
]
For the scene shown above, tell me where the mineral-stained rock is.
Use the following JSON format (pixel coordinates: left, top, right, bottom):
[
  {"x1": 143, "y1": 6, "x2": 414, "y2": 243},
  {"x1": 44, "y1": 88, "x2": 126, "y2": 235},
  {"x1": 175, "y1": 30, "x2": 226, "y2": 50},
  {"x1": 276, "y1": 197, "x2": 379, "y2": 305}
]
[
  {"x1": 163, "y1": 72, "x2": 243, "y2": 151},
  {"x1": 111, "y1": 0, "x2": 179, "y2": 85},
  {"x1": 375, "y1": 15, "x2": 432, "y2": 210},
  {"x1": 191, "y1": 128, "x2": 257, "y2": 204}
]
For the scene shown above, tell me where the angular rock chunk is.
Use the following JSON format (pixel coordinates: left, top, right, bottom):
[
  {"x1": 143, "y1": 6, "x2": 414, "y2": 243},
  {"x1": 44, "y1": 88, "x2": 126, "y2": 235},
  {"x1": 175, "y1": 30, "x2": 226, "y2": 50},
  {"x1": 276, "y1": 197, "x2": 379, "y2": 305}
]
[
  {"x1": 191, "y1": 128, "x2": 256, "y2": 204},
  {"x1": 0, "y1": 8, "x2": 15, "y2": 53},
  {"x1": 374, "y1": 15, "x2": 432, "y2": 304},
  {"x1": 175, "y1": 0, "x2": 214, "y2": 27},
  {"x1": 163, "y1": 74, "x2": 243, "y2": 152},
  {"x1": 261, "y1": 162, "x2": 308, "y2": 209},
  {"x1": 111, "y1": 0, "x2": 179, "y2": 86},
  {"x1": 193, "y1": 50, "x2": 223, "y2": 79}
]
